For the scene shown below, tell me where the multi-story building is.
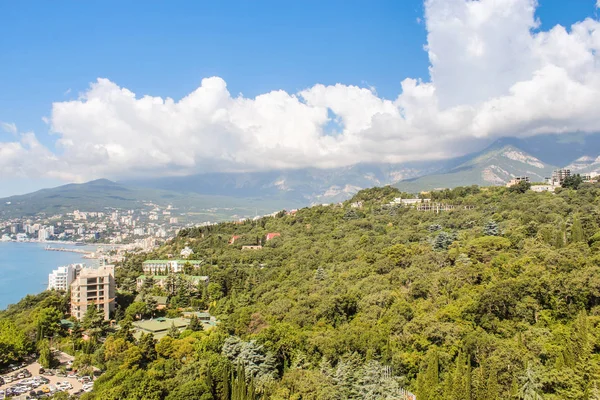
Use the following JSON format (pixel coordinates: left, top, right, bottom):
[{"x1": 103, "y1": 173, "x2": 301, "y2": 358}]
[
  {"x1": 142, "y1": 259, "x2": 203, "y2": 274},
  {"x1": 38, "y1": 228, "x2": 49, "y2": 241},
  {"x1": 506, "y1": 176, "x2": 530, "y2": 187},
  {"x1": 136, "y1": 274, "x2": 209, "y2": 290},
  {"x1": 550, "y1": 169, "x2": 571, "y2": 186},
  {"x1": 48, "y1": 264, "x2": 82, "y2": 291},
  {"x1": 70, "y1": 265, "x2": 116, "y2": 321}
]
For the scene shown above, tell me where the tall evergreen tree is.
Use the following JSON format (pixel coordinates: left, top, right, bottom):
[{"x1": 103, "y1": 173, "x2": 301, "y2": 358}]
[
  {"x1": 167, "y1": 322, "x2": 180, "y2": 339},
  {"x1": 450, "y1": 352, "x2": 471, "y2": 400},
  {"x1": 418, "y1": 349, "x2": 440, "y2": 400},
  {"x1": 37, "y1": 339, "x2": 54, "y2": 368},
  {"x1": 519, "y1": 364, "x2": 543, "y2": 400},
  {"x1": 82, "y1": 302, "x2": 106, "y2": 340},
  {"x1": 571, "y1": 216, "x2": 585, "y2": 243},
  {"x1": 188, "y1": 315, "x2": 203, "y2": 332},
  {"x1": 486, "y1": 369, "x2": 499, "y2": 400}
]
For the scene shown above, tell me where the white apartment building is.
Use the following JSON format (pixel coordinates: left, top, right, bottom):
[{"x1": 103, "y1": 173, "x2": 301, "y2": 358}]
[
  {"x1": 142, "y1": 259, "x2": 202, "y2": 274},
  {"x1": 70, "y1": 265, "x2": 116, "y2": 321},
  {"x1": 48, "y1": 264, "x2": 83, "y2": 291},
  {"x1": 38, "y1": 228, "x2": 49, "y2": 241}
]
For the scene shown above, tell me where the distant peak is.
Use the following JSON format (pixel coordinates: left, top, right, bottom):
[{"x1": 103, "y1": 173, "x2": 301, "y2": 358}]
[{"x1": 87, "y1": 179, "x2": 117, "y2": 185}]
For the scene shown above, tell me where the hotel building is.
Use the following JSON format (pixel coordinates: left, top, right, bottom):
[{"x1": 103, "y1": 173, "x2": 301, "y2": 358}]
[
  {"x1": 48, "y1": 264, "x2": 83, "y2": 291},
  {"x1": 70, "y1": 265, "x2": 116, "y2": 321}
]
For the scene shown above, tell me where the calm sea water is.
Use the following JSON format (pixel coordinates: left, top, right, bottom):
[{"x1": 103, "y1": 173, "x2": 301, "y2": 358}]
[{"x1": 0, "y1": 242, "x2": 98, "y2": 310}]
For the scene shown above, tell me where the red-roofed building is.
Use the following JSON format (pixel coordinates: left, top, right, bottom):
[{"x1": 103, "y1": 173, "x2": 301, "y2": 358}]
[
  {"x1": 229, "y1": 235, "x2": 242, "y2": 245},
  {"x1": 265, "y1": 232, "x2": 281, "y2": 241}
]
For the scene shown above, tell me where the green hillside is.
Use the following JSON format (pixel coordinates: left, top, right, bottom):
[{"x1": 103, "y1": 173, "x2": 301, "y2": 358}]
[{"x1": 3, "y1": 183, "x2": 600, "y2": 399}]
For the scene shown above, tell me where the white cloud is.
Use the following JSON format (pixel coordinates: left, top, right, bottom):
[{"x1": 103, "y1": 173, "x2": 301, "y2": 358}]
[
  {"x1": 0, "y1": 128, "x2": 62, "y2": 180},
  {"x1": 0, "y1": 122, "x2": 17, "y2": 135},
  {"x1": 4, "y1": 0, "x2": 600, "y2": 182}
]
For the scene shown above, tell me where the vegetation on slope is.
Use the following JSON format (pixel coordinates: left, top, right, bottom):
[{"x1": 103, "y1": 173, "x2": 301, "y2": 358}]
[{"x1": 3, "y1": 182, "x2": 600, "y2": 399}]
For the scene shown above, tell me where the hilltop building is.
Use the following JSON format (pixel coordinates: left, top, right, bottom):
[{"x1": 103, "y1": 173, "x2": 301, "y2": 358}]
[
  {"x1": 132, "y1": 317, "x2": 189, "y2": 340},
  {"x1": 48, "y1": 263, "x2": 83, "y2": 291},
  {"x1": 548, "y1": 169, "x2": 571, "y2": 186},
  {"x1": 142, "y1": 259, "x2": 203, "y2": 275},
  {"x1": 132, "y1": 313, "x2": 218, "y2": 339},
  {"x1": 242, "y1": 245, "x2": 262, "y2": 250},
  {"x1": 180, "y1": 246, "x2": 194, "y2": 258},
  {"x1": 391, "y1": 197, "x2": 431, "y2": 206},
  {"x1": 136, "y1": 274, "x2": 209, "y2": 290},
  {"x1": 506, "y1": 176, "x2": 530, "y2": 187},
  {"x1": 531, "y1": 185, "x2": 556, "y2": 193},
  {"x1": 265, "y1": 232, "x2": 281, "y2": 241},
  {"x1": 70, "y1": 265, "x2": 116, "y2": 321},
  {"x1": 229, "y1": 235, "x2": 242, "y2": 244}
]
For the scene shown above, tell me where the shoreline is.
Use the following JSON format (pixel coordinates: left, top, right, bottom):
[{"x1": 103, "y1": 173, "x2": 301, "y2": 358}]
[
  {"x1": 0, "y1": 242, "x2": 102, "y2": 311},
  {"x1": 0, "y1": 239, "x2": 125, "y2": 249}
]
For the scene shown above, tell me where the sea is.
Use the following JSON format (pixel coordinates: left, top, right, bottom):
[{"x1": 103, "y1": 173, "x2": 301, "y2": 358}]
[{"x1": 0, "y1": 242, "x2": 98, "y2": 310}]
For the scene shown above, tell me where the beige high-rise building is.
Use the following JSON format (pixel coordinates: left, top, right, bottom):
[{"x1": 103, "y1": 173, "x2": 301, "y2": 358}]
[{"x1": 70, "y1": 265, "x2": 116, "y2": 321}]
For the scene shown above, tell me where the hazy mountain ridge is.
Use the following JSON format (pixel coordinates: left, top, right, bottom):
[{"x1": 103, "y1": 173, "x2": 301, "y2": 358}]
[
  {"x1": 2, "y1": 134, "x2": 600, "y2": 217},
  {"x1": 0, "y1": 179, "x2": 303, "y2": 221},
  {"x1": 393, "y1": 144, "x2": 557, "y2": 192}
]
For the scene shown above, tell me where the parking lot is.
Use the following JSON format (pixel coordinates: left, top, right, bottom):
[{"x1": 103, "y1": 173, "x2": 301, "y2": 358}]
[{"x1": 0, "y1": 356, "x2": 93, "y2": 399}]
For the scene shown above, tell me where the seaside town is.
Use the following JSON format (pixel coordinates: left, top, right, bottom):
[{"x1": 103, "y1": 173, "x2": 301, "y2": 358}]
[{"x1": 0, "y1": 204, "x2": 188, "y2": 247}]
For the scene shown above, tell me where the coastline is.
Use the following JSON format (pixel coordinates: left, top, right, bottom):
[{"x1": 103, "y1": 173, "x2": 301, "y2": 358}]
[
  {"x1": 0, "y1": 242, "x2": 100, "y2": 310},
  {"x1": 0, "y1": 238, "x2": 125, "y2": 249}
]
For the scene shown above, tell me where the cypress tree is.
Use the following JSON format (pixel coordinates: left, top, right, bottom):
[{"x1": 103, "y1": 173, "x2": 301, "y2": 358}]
[
  {"x1": 571, "y1": 216, "x2": 585, "y2": 243},
  {"x1": 554, "y1": 228, "x2": 565, "y2": 249},
  {"x1": 486, "y1": 369, "x2": 499, "y2": 400},
  {"x1": 571, "y1": 310, "x2": 591, "y2": 364},
  {"x1": 418, "y1": 349, "x2": 440, "y2": 400},
  {"x1": 443, "y1": 370, "x2": 453, "y2": 399},
  {"x1": 451, "y1": 352, "x2": 472, "y2": 400}
]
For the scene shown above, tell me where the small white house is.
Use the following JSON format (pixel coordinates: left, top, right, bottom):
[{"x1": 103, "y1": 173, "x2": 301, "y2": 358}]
[{"x1": 180, "y1": 246, "x2": 194, "y2": 258}]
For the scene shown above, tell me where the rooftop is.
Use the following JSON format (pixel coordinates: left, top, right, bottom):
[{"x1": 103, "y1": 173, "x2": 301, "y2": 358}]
[
  {"x1": 137, "y1": 274, "x2": 208, "y2": 281},
  {"x1": 133, "y1": 317, "x2": 189, "y2": 334},
  {"x1": 143, "y1": 259, "x2": 203, "y2": 264},
  {"x1": 79, "y1": 265, "x2": 115, "y2": 278}
]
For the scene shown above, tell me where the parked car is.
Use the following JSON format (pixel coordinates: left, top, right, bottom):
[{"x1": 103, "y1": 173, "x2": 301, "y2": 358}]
[{"x1": 83, "y1": 383, "x2": 93, "y2": 393}]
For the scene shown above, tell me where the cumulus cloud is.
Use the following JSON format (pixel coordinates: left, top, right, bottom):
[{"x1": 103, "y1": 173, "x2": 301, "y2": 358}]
[
  {"x1": 5, "y1": 0, "x2": 600, "y2": 182},
  {"x1": 0, "y1": 128, "x2": 63, "y2": 180}
]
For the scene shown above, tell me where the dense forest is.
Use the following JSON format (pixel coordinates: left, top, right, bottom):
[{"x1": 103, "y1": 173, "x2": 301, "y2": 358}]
[{"x1": 3, "y1": 181, "x2": 600, "y2": 399}]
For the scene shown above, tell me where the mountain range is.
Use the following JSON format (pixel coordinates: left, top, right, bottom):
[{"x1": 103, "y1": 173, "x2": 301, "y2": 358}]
[{"x1": 2, "y1": 133, "x2": 599, "y2": 220}]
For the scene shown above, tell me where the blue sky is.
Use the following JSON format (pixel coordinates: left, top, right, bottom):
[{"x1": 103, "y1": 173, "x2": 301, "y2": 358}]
[
  {"x1": 1, "y1": 1, "x2": 431, "y2": 148},
  {"x1": 1, "y1": 0, "x2": 600, "y2": 197}
]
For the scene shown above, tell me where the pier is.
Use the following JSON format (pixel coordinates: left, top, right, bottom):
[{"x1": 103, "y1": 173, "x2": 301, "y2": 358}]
[{"x1": 45, "y1": 246, "x2": 92, "y2": 255}]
